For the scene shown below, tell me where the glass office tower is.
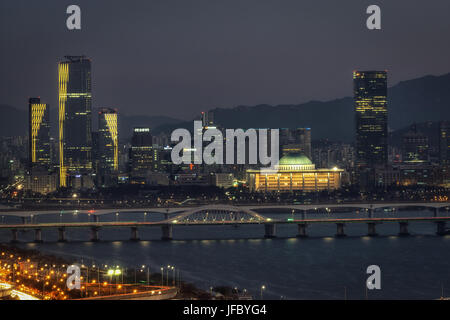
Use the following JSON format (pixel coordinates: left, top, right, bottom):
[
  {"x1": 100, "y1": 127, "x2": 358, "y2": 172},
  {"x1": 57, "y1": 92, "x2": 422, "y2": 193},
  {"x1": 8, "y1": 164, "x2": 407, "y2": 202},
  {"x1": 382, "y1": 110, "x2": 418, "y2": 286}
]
[
  {"x1": 98, "y1": 108, "x2": 119, "y2": 173},
  {"x1": 354, "y1": 70, "x2": 388, "y2": 169},
  {"x1": 58, "y1": 56, "x2": 92, "y2": 187},
  {"x1": 28, "y1": 97, "x2": 51, "y2": 170}
]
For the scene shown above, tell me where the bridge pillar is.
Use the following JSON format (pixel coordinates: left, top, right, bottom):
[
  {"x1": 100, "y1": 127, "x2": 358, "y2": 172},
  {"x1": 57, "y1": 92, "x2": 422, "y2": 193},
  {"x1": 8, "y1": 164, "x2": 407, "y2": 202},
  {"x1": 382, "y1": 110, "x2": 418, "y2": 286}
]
[
  {"x1": 367, "y1": 223, "x2": 378, "y2": 237},
  {"x1": 34, "y1": 229, "x2": 43, "y2": 243},
  {"x1": 90, "y1": 226, "x2": 100, "y2": 242},
  {"x1": 301, "y1": 210, "x2": 307, "y2": 220},
  {"x1": 335, "y1": 223, "x2": 346, "y2": 237},
  {"x1": 297, "y1": 224, "x2": 308, "y2": 238},
  {"x1": 93, "y1": 215, "x2": 99, "y2": 223},
  {"x1": 368, "y1": 208, "x2": 374, "y2": 219},
  {"x1": 21, "y1": 217, "x2": 26, "y2": 224},
  {"x1": 130, "y1": 227, "x2": 140, "y2": 241},
  {"x1": 58, "y1": 227, "x2": 67, "y2": 242},
  {"x1": 164, "y1": 213, "x2": 169, "y2": 220},
  {"x1": 398, "y1": 222, "x2": 409, "y2": 236},
  {"x1": 161, "y1": 225, "x2": 173, "y2": 240},
  {"x1": 11, "y1": 229, "x2": 18, "y2": 243},
  {"x1": 264, "y1": 224, "x2": 276, "y2": 238},
  {"x1": 433, "y1": 208, "x2": 439, "y2": 218},
  {"x1": 436, "y1": 221, "x2": 447, "y2": 236}
]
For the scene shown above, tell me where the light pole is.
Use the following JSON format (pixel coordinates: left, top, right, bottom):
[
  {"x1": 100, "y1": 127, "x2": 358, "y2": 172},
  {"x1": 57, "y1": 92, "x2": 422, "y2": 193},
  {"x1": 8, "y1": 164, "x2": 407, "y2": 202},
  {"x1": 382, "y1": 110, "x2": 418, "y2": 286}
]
[
  {"x1": 260, "y1": 285, "x2": 266, "y2": 300},
  {"x1": 166, "y1": 265, "x2": 170, "y2": 286},
  {"x1": 172, "y1": 266, "x2": 175, "y2": 286},
  {"x1": 161, "y1": 267, "x2": 164, "y2": 286}
]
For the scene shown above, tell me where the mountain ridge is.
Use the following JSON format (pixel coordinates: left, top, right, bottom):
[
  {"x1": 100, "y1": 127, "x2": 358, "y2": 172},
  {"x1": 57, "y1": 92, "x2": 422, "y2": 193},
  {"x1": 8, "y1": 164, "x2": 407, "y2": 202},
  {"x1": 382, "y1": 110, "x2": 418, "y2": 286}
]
[{"x1": 1, "y1": 72, "x2": 450, "y2": 142}]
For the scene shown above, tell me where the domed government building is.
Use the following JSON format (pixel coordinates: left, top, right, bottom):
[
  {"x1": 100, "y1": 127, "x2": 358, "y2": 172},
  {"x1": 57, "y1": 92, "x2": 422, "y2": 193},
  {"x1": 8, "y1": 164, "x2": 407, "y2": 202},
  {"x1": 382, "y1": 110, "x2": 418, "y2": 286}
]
[{"x1": 246, "y1": 153, "x2": 344, "y2": 192}]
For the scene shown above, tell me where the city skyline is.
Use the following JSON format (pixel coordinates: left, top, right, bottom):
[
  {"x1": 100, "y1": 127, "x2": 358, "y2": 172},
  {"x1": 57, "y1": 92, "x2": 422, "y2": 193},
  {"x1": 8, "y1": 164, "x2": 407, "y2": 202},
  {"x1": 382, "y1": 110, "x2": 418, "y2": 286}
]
[
  {"x1": 1, "y1": 0, "x2": 450, "y2": 304},
  {"x1": 11, "y1": 54, "x2": 450, "y2": 192}
]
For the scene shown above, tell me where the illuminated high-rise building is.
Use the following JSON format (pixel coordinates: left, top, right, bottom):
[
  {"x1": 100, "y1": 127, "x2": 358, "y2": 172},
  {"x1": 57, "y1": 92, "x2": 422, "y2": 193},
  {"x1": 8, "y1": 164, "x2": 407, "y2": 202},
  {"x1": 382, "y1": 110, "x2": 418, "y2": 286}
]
[
  {"x1": 98, "y1": 108, "x2": 118, "y2": 172},
  {"x1": 402, "y1": 124, "x2": 429, "y2": 163},
  {"x1": 439, "y1": 121, "x2": 450, "y2": 165},
  {"x1": 58, "y1": 56, "x2": 92, "y2": 187},
  {"x1": 96, "y1": 108, "x2": 119, "y2": 186},
  {"x1": 129, "y1": 127, "x2": 153, "y2": 184},
  {"x1": 201, "y1": 110, "x2": 215, "y2": 127},
  {"x1": 28, "y1": 97, "x2": 51, "y2": 169},
  {"x1": 279, "y1": 128, "x2": 311, "y2": 159},
  {"x1": 354, "y1": 70, "x2": 388, "y2": 169}
]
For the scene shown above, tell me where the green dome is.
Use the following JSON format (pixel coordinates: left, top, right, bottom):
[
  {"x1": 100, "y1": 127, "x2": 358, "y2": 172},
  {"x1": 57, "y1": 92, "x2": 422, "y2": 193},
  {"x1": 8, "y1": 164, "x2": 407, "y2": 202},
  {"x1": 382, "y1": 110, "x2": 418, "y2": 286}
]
[{"x1": 279, "y1": 153, "x2": 312, "y2": 166}]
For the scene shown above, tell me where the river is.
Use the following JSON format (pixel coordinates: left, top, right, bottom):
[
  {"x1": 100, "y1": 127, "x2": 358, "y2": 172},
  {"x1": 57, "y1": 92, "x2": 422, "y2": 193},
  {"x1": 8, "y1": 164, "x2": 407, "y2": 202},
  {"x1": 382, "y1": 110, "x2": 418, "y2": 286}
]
[{"x1": 1, "y1": 208, "x2": 449, "y2": 299}]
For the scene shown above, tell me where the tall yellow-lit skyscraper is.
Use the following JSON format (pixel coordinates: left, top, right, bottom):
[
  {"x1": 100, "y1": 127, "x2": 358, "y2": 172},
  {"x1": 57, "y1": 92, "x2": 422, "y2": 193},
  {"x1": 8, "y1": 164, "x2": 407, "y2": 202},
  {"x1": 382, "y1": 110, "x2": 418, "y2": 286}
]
[
  {"x1": 58, "y1": 56, "x2": 92, "y2": 187},
  {"x1": 98, "y1": 108, "x2": 118, "y2": 172},
  {"x1": 354, "y1": 70, "x2": 388, "y2": 169},
  {"x1": 28, "y1": 97, "x2": 50, "y2": 170}
]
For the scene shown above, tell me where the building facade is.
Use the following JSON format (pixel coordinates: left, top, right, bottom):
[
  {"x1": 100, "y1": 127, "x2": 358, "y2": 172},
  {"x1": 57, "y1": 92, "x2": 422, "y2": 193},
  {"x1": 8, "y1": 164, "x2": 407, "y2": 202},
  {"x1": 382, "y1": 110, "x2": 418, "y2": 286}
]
[
  {"x1": 129, "y1": 127, "x2": 153, "y2": 184},
  {"x1": 28, "y1": 97, "x2": 51, "y2": 170},
  {"x1": 279, "y1": 128, "x2": 311, "y2": 159},
  {"x1": 246, "y1": 153, "x2": 343, "y2": 192},
  {"x1": 354, "y1": 71, "x2": 388, "y2": 169},
  {"x1": 96, "y1": 108, "x2": 118, "y2": 186},
  {"x1": 58, "y1": 56, "x2": 92, "y2": 187},
  {"x1": 439, "y1": 121, "x2": 450, "y2": 165},
  {"x1": 402, "y1": 124, "x2": 429, "y2": 163}
]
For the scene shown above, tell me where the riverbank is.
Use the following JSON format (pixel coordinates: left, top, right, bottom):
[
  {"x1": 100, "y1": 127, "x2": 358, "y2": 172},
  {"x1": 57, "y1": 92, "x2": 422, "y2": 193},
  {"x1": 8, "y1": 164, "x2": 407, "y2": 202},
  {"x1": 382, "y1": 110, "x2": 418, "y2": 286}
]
[{"x1": 0, "y1": 243, "x2": 220, "y2": 300}]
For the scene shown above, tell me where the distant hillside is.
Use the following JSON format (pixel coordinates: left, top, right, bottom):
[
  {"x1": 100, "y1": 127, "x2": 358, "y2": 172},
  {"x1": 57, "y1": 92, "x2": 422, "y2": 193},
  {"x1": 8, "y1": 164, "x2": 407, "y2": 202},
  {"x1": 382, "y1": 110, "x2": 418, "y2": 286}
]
[
  {"x1": 2, "y1": 72, "x2": 450, "y2": 142},
  {"x1": 154, "y1": 73, "x2": 450, "y2": 142},
  {"x1": 0, "y1": 104, "x2": 27, "y2": 137}
]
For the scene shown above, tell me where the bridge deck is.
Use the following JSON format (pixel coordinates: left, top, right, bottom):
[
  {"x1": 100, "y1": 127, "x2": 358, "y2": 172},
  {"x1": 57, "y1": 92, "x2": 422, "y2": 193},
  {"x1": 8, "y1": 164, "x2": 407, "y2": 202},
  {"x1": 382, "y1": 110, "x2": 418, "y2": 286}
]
[
  {"x1": 0, "y1": 216, "x2": 449, "y2": 229},
  {"x1": 0, "y1": 202, "x2": 449, "y2": 217}
]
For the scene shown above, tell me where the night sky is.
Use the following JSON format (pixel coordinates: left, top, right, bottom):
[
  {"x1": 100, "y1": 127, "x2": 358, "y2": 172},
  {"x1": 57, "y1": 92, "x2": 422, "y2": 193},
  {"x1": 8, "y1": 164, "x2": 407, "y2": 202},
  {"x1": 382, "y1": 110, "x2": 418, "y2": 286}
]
[{"x1": 1, "y1": 0, "x2": 450, "y2": 119}]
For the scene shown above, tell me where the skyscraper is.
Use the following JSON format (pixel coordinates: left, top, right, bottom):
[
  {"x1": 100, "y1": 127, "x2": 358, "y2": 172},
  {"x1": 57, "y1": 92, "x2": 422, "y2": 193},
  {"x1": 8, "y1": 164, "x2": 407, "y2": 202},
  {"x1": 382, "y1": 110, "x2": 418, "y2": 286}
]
[
  {"x1": 58, "y1": 56, "x2": 92, "y2": 187},
  {"x1": 354, "y1": 70, "x2": 388, "y2": 169},
  {"x1": 98, "y1": 108, "x2": 119, "y2": 172},
  {"x1": 201, "y1": 110, "x2": 215, "y2": 127},
  {"x1": 28, "y1": 97, "x2": 50, "y2": 170},
  {"x1": 279, "y1": 128, "x2": 311, "y2": 159},
  {"x1": 129, "y1": 127, "x2": 153, "y2": 184},
  {"x1": 402, "y1": 124, "x2": 429, "y2": 163},
  {"x1": 439, "y1": 121, "x2": 450, "y2": 165},
  {"x1": 95, "y1": 108, "x2": 119, "y2": 186}
]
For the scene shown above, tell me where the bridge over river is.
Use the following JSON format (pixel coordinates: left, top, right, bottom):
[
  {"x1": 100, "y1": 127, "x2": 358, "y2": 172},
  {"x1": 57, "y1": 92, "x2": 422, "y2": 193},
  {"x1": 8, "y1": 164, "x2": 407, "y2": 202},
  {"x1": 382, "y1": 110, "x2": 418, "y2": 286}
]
[{"x1": 0, "y1": 202, "x2": 449, "y2": 242}]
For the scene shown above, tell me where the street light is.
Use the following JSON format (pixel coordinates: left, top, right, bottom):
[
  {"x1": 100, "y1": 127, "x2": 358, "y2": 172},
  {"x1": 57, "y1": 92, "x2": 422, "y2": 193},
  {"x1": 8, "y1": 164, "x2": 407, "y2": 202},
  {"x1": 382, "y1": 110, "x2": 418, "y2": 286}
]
[
  {"x1": 171, "y1": 266, "x2": 175, "y2": 286},
  {"x1": 260, "y1": 285, "x2": 266, "y2": 300},
  {"x1": 166, "y1": 265, "x2": 170, "y2": 286},
  {"x1": 161, "y1": 267, "x2": 164, "y2": 286}
]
